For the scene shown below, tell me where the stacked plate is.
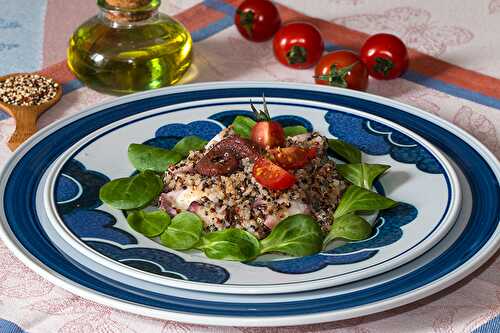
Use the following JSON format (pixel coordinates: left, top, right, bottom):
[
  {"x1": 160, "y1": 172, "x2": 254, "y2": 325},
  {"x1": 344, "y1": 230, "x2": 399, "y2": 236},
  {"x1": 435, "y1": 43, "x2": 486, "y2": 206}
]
[{"x1": 0, "y1": 82, "x2": 498, "y2": 327}]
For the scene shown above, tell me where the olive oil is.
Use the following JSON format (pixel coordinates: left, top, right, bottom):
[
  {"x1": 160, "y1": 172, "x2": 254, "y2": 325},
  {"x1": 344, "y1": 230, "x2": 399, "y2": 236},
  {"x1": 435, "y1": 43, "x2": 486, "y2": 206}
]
[{"x1": 67, "y1": 0, "x2": 192, "y2": 95}]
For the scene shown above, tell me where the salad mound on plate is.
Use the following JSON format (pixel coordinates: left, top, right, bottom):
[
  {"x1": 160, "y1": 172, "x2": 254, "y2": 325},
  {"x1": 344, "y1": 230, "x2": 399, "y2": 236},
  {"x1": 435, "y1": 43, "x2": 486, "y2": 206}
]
[
  {"x1": 99, "y1": 97, "x2": 399, "y2": 262},
  {"x1": 160, "y1": 129, "x2": 347, "y2": 239}
]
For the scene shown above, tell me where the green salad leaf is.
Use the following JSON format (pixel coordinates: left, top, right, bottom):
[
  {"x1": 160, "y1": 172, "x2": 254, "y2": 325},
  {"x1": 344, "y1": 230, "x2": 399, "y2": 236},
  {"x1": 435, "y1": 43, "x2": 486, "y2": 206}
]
[
  {"x1": 232, "y1": 116, "x2": 256, "y2": 139},
  {"x1": 127, "y1": 210, "x2": 170, "y2": 237},
  {"x1": 328, "y1": 139, "x2": 362, "y2": 163},
  {"x1": 99, "y1": 170, "x2": 163, "y2": 210},
  {"x1": 172, "y1": 136, "x2": 208, "y2": 158},
  {"x1": 337, "y1": 163, "x2": 390, "y2": 190},
  {"x1": 323, "y1": 214, "x2": 372, "y2": 247},
  {"x1": 333, "y1": 185, "x2": 398, "y2": 219},
  {"x1": 128, "y1": 143, "x2": 182, "y2": 172},
  {"x1": 160, "y1": 212, "x2": 204, "y2": 250},
  {"x1": 197, "y1": 228, "x2": 260, "y2": 261},
  {"x1": 284, "y1": 125, "x2": 308, "y2": 137},
  {"x1": 260, "y1": 214, "x2": 323, "y2": 257}
]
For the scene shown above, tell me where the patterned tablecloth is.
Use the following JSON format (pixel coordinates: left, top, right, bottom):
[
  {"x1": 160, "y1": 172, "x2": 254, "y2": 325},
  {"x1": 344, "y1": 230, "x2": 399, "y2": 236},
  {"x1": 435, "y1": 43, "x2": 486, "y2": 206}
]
[{"x1": 0, "y1": 0, "x2": 499, "y2": 332}]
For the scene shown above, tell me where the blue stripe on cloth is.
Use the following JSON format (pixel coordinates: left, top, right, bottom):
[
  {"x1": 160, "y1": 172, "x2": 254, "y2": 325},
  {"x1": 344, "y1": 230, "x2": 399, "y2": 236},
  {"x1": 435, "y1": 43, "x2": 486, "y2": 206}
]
[
  {"x1": 0, "y1": 319, "x2": 28, "y2": 333},
  {"x1": 471, "y1": 315, "x2": 500, "y2": 333},
  {"x1": 0, "y1": 110, "x2": 9, "y2": 121},
  {"x1": 325, "y1": 42, "x2": 345, "y2": 52},
  {"x1": 62, "y1": 79, "x2": 84, "y2": 95},
  {"x1": 191, "y1": 15, "x2": 234, "y2": 42},
  {"x1": 324, "y1": 42, "x2": 500, "y2": 110},
  {"x1": 203, "y1": 0, "x2": 237, "y2": 16},
  {"x1": 402, "y1": 70, "x2": 500, "y2": 110}
]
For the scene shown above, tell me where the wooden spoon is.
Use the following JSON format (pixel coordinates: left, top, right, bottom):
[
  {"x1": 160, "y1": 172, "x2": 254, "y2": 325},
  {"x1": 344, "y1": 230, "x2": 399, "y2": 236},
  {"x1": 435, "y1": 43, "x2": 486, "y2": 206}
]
[{"x1": 0, "y1": 73, "x2": 62, "y2": 151}]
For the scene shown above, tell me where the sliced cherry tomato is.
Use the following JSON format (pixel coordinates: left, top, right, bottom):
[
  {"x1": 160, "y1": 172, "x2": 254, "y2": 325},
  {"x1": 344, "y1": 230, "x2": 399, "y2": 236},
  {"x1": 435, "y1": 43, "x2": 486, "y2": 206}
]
[
  {"x1": 235, "y1": 0, "x2": 281, "y2": 42},
  {"x1": 360, "y1": 33, "x2": 409, "y2": 80},
  {"x1": 249, "y1": 98, "x2": 285, "y2": 148},
  {"x1": 253, "y1": 157, "x2": 296, "y2": 190},
  {"x1": 270, "y1": 147, "x2": 311, "y2": 169},
  {"x1": 273, "y1": 22, "x2": 324, "y2": 69},
  {"x1": 314, "y1": 50, "x2": 369, "y2": 91}
]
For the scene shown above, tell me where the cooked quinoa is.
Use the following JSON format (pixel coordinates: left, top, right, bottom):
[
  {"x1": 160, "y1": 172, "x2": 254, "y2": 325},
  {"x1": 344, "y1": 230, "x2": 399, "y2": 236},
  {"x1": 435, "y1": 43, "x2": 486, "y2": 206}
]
[{"x1": 159, "y1": 130, "x2": 348, "y2": 239}]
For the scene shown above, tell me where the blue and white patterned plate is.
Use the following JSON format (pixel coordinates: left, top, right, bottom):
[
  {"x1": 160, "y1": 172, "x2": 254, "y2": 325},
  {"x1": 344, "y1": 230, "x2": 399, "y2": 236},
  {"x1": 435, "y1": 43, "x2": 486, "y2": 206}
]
[
  {"x1": 0, "y1": 83, "x2": 498, "y2": 326},
  {"x1": 39, "y1": 87, "x2": 460, "y2": 294}
]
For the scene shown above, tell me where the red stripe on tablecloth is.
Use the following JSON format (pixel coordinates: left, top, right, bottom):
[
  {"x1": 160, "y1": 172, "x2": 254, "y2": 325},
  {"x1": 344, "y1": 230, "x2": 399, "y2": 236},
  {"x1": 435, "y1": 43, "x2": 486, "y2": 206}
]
[
  {"x1": 40, "y1": 2, "x2": 227, "y2": 85},
  {"x1": 225, "y1": 0, "x2": 500, "y2": 100}
]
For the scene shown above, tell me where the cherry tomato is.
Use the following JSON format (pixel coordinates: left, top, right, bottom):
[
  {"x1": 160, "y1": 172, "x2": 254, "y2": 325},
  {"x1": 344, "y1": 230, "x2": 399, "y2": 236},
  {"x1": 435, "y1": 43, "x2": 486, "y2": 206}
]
[
  {"x1": 251, "y1": 121, "x2": 285, "y2": 148},
  {"x1": 235, "y1": 0, "x2": 281, "y2": 42},
  {"x1": 250, "y1": 99, "x2": 285, "y2": 148},
  {"x1": 360, "y1": 33, "x2": 409, "y2": 80},
  {"x1": 253, "y1": 157, "x2": 296, "y2": 190},
  {"x1": 273, "y1": 22, "x2": 324, "y2": 69},
  {"x1": 314, "y1": 50, "x2": 369, "y2": 91}
]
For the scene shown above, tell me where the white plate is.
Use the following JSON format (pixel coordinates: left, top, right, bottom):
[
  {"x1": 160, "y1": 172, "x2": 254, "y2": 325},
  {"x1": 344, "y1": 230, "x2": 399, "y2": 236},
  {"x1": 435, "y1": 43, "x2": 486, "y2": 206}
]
[{"x1": 41, "y1": 93, "x2": 460, "y2": 294}]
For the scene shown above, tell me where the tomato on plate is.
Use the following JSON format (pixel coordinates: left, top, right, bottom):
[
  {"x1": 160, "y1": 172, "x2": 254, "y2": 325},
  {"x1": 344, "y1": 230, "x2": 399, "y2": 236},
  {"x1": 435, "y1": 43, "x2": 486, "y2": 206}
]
[
  {"x1": 314, "y1": 50, "x2": 369, "y2": 91},
  {"x1": 360, "y1": 33, "x2": 409, "y2": 80},
  {"x1": 252, "y1": 121, "x2": 285, "y2": 148},
  {"x1": 253, "y1": 157, "x2": 296, "y2": 190},
  {"x1": 273, "y1": 22, "x2": 324, "y2": 69},
  {"x1": 235, "y1": 0, "x2": 281, "y2": 42},
  {"x1": 270, "y1": 147, "x2": 312, "y2": 169},
  {"x1": 250, "y1": 98, "x2": 285, "y2": 148}
]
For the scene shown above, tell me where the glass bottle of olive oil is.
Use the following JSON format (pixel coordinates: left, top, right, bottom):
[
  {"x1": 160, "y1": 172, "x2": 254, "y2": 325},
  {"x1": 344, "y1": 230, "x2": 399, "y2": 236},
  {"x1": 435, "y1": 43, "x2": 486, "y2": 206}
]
[{"x1": 67, "y1": 0, "x2": 192, "y2": 94}]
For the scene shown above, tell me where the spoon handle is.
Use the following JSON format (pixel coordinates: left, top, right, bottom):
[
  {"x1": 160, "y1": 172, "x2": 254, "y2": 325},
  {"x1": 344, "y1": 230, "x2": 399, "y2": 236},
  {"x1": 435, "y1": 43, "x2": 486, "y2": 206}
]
[{"x1": 7, "y1": 114, "x2": 37, "y2": 150}]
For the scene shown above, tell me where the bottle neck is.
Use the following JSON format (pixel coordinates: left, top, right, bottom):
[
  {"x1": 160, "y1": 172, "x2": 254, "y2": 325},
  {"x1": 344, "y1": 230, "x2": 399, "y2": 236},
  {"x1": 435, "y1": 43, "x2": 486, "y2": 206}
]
[{"x1": 98, "y1": 0, "x2": 160, "y2": 24}]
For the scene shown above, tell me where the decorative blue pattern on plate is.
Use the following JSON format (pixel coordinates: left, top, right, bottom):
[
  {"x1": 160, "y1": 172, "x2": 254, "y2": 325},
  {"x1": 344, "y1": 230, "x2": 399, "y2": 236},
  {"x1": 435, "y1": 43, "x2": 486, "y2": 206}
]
[
  {"x1": 250, "y1": 250, "x2": 379, "y2": 274},
  {"x1": 55, "y1": 174, "x2": 81, "y2": 203},
  {"x1": 56, "y1": 160, "x2": 109, "y2": 214},
  {"x1": 55, "y1": 160, "x2": 136, "y2": 245},
  {"x1": 63, "y1": 210, "x2": 137, "y2": 246},
  {"x1": 86, "y1": 241, "x2": 230, "y2": 284},
  {"x1": 146, "y1": 121, "x2": 223, "y2": 150},
  {"x1": 156, "y1": 120, "x2": 222, "y2": 141},
  {"x1": 325, "y1": 111, "x2": 444, "y2": 174},
  {"x1": 208, "y1": 110, "x2": 253, "y2": 126}
]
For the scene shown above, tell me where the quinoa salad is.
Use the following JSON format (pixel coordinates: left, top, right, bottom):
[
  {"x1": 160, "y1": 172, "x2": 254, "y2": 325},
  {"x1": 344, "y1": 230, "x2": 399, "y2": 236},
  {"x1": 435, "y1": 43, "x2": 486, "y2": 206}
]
[
  {"x1": 160, "y1": 128, "x2": 347, "y2": 240},
  {"x1": 99, "y1": 99, "x2": 398, "y2": 261}
]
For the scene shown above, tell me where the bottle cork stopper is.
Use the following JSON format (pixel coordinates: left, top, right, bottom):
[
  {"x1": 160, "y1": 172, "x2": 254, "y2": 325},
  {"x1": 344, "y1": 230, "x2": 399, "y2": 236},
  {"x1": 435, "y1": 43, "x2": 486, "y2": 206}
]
[
  {"x1": 103, "y1": 0, "x2": 155, "y2": 22},
  {"x1": 105, "y1": 0, "x2": 150, "y2": 9}
]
